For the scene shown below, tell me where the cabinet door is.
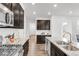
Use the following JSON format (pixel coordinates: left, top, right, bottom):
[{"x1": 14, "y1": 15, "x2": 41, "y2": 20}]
[
  {"x1": 19, "y1": 5, "x2": 24, "y2": 29},
  {"x1": 12, "y1": 3, "x2": 20, "y2": 28},
  {"x1": 51, "y1": 43, "x2": 55, "y2": 56},
  {"x1": 12, "y1": 3, "x2": 24, "y2": 29},
  {"x1": 37, "y1": 35, "x2": 45, "y2": 44},
  {"x1": 2, "y1": 3, "x2": 12, "y2": 11},
  {"x1": 54, "y1": 43, "x2": 67, "y2": 56},
  {"x1": 23, "y1": 40, "x2": 29, "y2": 56},
  {"x1": 37, "y1": 20, "x2": 50, "y2": 30},
  {"x1": 55, "y1": 47, "x2": 67, "y2": 56},
  {"x1": 50, "y1": 43, "x2": 67, "y2": 56}
]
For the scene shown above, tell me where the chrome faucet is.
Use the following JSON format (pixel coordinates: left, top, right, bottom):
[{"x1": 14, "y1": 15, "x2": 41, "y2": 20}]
[{"x1": 63, "y1": 32, "x2": 72, "y2": 50}]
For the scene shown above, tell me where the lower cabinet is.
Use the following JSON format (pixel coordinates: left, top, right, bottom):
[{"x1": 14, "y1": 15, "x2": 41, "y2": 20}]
[
  {"x1": 37, "y1": 35, "x2": 51, "y2": 44},
  {"x1": 50, "y1": 42, "x2": 67, "y2": 56},
  {"x1": 37, "y1": 35, "x2": 45, "y2": 44},
  {"x1": 23, "y1": 39, "x2": 29, "y2": 56}
]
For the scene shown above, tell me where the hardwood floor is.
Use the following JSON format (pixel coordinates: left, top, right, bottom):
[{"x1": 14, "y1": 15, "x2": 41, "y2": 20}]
[
  {"x1": 28, "y1": 44, "x2": 48, "y2": 56},
  {"x1": 27, "y1": 35, "x2": 48, "y2": 56}
]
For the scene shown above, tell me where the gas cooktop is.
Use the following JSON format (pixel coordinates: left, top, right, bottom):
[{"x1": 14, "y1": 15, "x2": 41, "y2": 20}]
[
  {"x1": 0, "y1": 49, "x2": 17, "y2": 56},
  {"x1": 0, "y1": 45, "x2": 22, "y2": 56}
]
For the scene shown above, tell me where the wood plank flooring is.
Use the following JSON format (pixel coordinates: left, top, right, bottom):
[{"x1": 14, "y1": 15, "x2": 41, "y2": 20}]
[
  {"x1": 27, "y1": 35, "x2": 48, "y2": 56},
  {"x1": 28, "y1": 44, "x2": 48, "y2": 56}
]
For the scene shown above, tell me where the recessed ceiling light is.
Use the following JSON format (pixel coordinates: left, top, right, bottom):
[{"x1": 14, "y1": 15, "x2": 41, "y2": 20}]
[
  {"x1": 69, "y1": 11, "x2": 72, "y2": 14},
  {"x1": 32, "y1": 3, "x2": 35, "y2": 5},
  {"x1": 62, "y1": 22, "x2": 68, "y2": 26},
  {"x1": 48, "y1": 12, "x2": 51, "y2": 15},
  {"x1": 53, "y1": 4, "x2": 58, "y2": 7},
  {"x1": 77, "y1": 20, "x2": 79, "y2": 25},
  {"x1": 33, "y1": 11, "x2": 36, "y2": 15}
]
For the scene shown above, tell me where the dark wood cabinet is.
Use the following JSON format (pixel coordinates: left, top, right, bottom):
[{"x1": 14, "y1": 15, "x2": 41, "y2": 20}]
[
  {"x1": 51, "y1": 43, "x2": 55, "y2": 56},
  {"x1": 2, "y1": 3, "x2": 12, "y2": 10},
  {"x1": 12, "y1": 3, "x2": 24, "y2": 29},
  {"x1": 2, "y1": 3, "x2": 24, "y2": 29},
  {"x1": 23, "y1": 39, "x2": 29, "y2": 56},
  {"x1": 19, "y1": 5, "x2": 24, "y2": 29},
  {"x1": 37, "y1": 20, "x2": 50, "y2": 30},
  {"x1": 50, "y1": 42, "x2": 67, "y2": 56},
  {"x1": 12, "y1": 3, "x2": 20, "y2": 28},
  {"x1": 37, "y1": 35, "x2": 51, "y2": 44},
  {"x1": 37, "y1": 35, "x2": 45, "y2": 44}
]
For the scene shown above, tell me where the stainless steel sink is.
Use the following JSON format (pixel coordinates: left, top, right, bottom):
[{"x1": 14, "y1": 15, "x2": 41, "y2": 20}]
[
  {"x1": 56, "y1": 41, "x2": 79, "y2": 51},
  {"x1": 56, "y1": 41, "x2": 69, "y2": 45},
  {"x1": 61, "y1": 45, "x2": 79, "y2": 51}
]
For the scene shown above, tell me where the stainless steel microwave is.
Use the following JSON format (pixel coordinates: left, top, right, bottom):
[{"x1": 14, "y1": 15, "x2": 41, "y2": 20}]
[{"x1": 0, "y1": 4, "x2": 14, "y2": 27}]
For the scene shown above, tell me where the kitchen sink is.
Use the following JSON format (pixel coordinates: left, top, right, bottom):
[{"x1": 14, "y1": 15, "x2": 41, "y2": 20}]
[
  {"x1": 61, "y1": 45, "x2": 79, "y2": 51},
  {"x1": 56, "y1": 41, "x2": 69, "y2": 45},
  {"x1": 56, "y1": 41, "x2": 79, "y2": 51}
]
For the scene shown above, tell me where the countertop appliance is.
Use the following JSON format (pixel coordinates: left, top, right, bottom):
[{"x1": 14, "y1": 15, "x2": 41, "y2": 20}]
[{"x1": 0, "y1": 4, "x2": 14, "y2": 27}]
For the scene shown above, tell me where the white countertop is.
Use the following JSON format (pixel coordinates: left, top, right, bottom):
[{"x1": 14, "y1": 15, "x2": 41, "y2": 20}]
[
  {"x1": 3, "y1": 37, "x2": 29, "y2": 46},
  {"x1": 46, "y1": 37, "x2": 79, "y2": 56}
]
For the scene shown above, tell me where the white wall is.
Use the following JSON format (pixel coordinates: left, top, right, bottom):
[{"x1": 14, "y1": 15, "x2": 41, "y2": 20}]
[
  {"x1": 71, "y1": 17, "x2": 79, "y2": 42},
  {"x1": 51, "y1": 16, "x2": 79, "y2": 43},
  {"x1": 51, "y1": 16, "x2": 72, "y2": 41},
  {"x1": 51, "y1": 16, "x2": 62, "y2": 41},
  {"x1": 29, "y1": 22, "x2": 36, "y2": 35}
]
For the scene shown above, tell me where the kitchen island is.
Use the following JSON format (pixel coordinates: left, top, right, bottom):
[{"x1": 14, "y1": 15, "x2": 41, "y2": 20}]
[{"x1": 46, "y1": 37, "x2": 79, "y2": 56}]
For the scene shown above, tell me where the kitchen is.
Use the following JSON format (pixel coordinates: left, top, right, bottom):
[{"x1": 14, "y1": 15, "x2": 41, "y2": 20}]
[
  {"x1": 0, "y1": 3, "x2": 26, "y2": 56},
  {"x1": 0, "y1": 3, "x2": 79, "y2": 56}
]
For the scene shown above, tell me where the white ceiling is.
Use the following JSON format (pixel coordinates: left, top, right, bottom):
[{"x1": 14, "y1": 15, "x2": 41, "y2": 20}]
[{"x1": 24, "y1": 3, "x2": 79, "y2": 21}]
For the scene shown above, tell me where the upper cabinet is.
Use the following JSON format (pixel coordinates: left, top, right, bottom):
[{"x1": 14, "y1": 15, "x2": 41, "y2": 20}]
[
  {"x1": 37, "y1": 20, "x2": 50, "y2": 30},
  {"x1": 2, "y1": 3, "x2": 24, "y2": 29},
  {"x1": 2, "y1": 3, "x2": 12, "y2": 10},
  {"x1": 18, "y1": 4, "x2": 24, "y2": 29}
]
